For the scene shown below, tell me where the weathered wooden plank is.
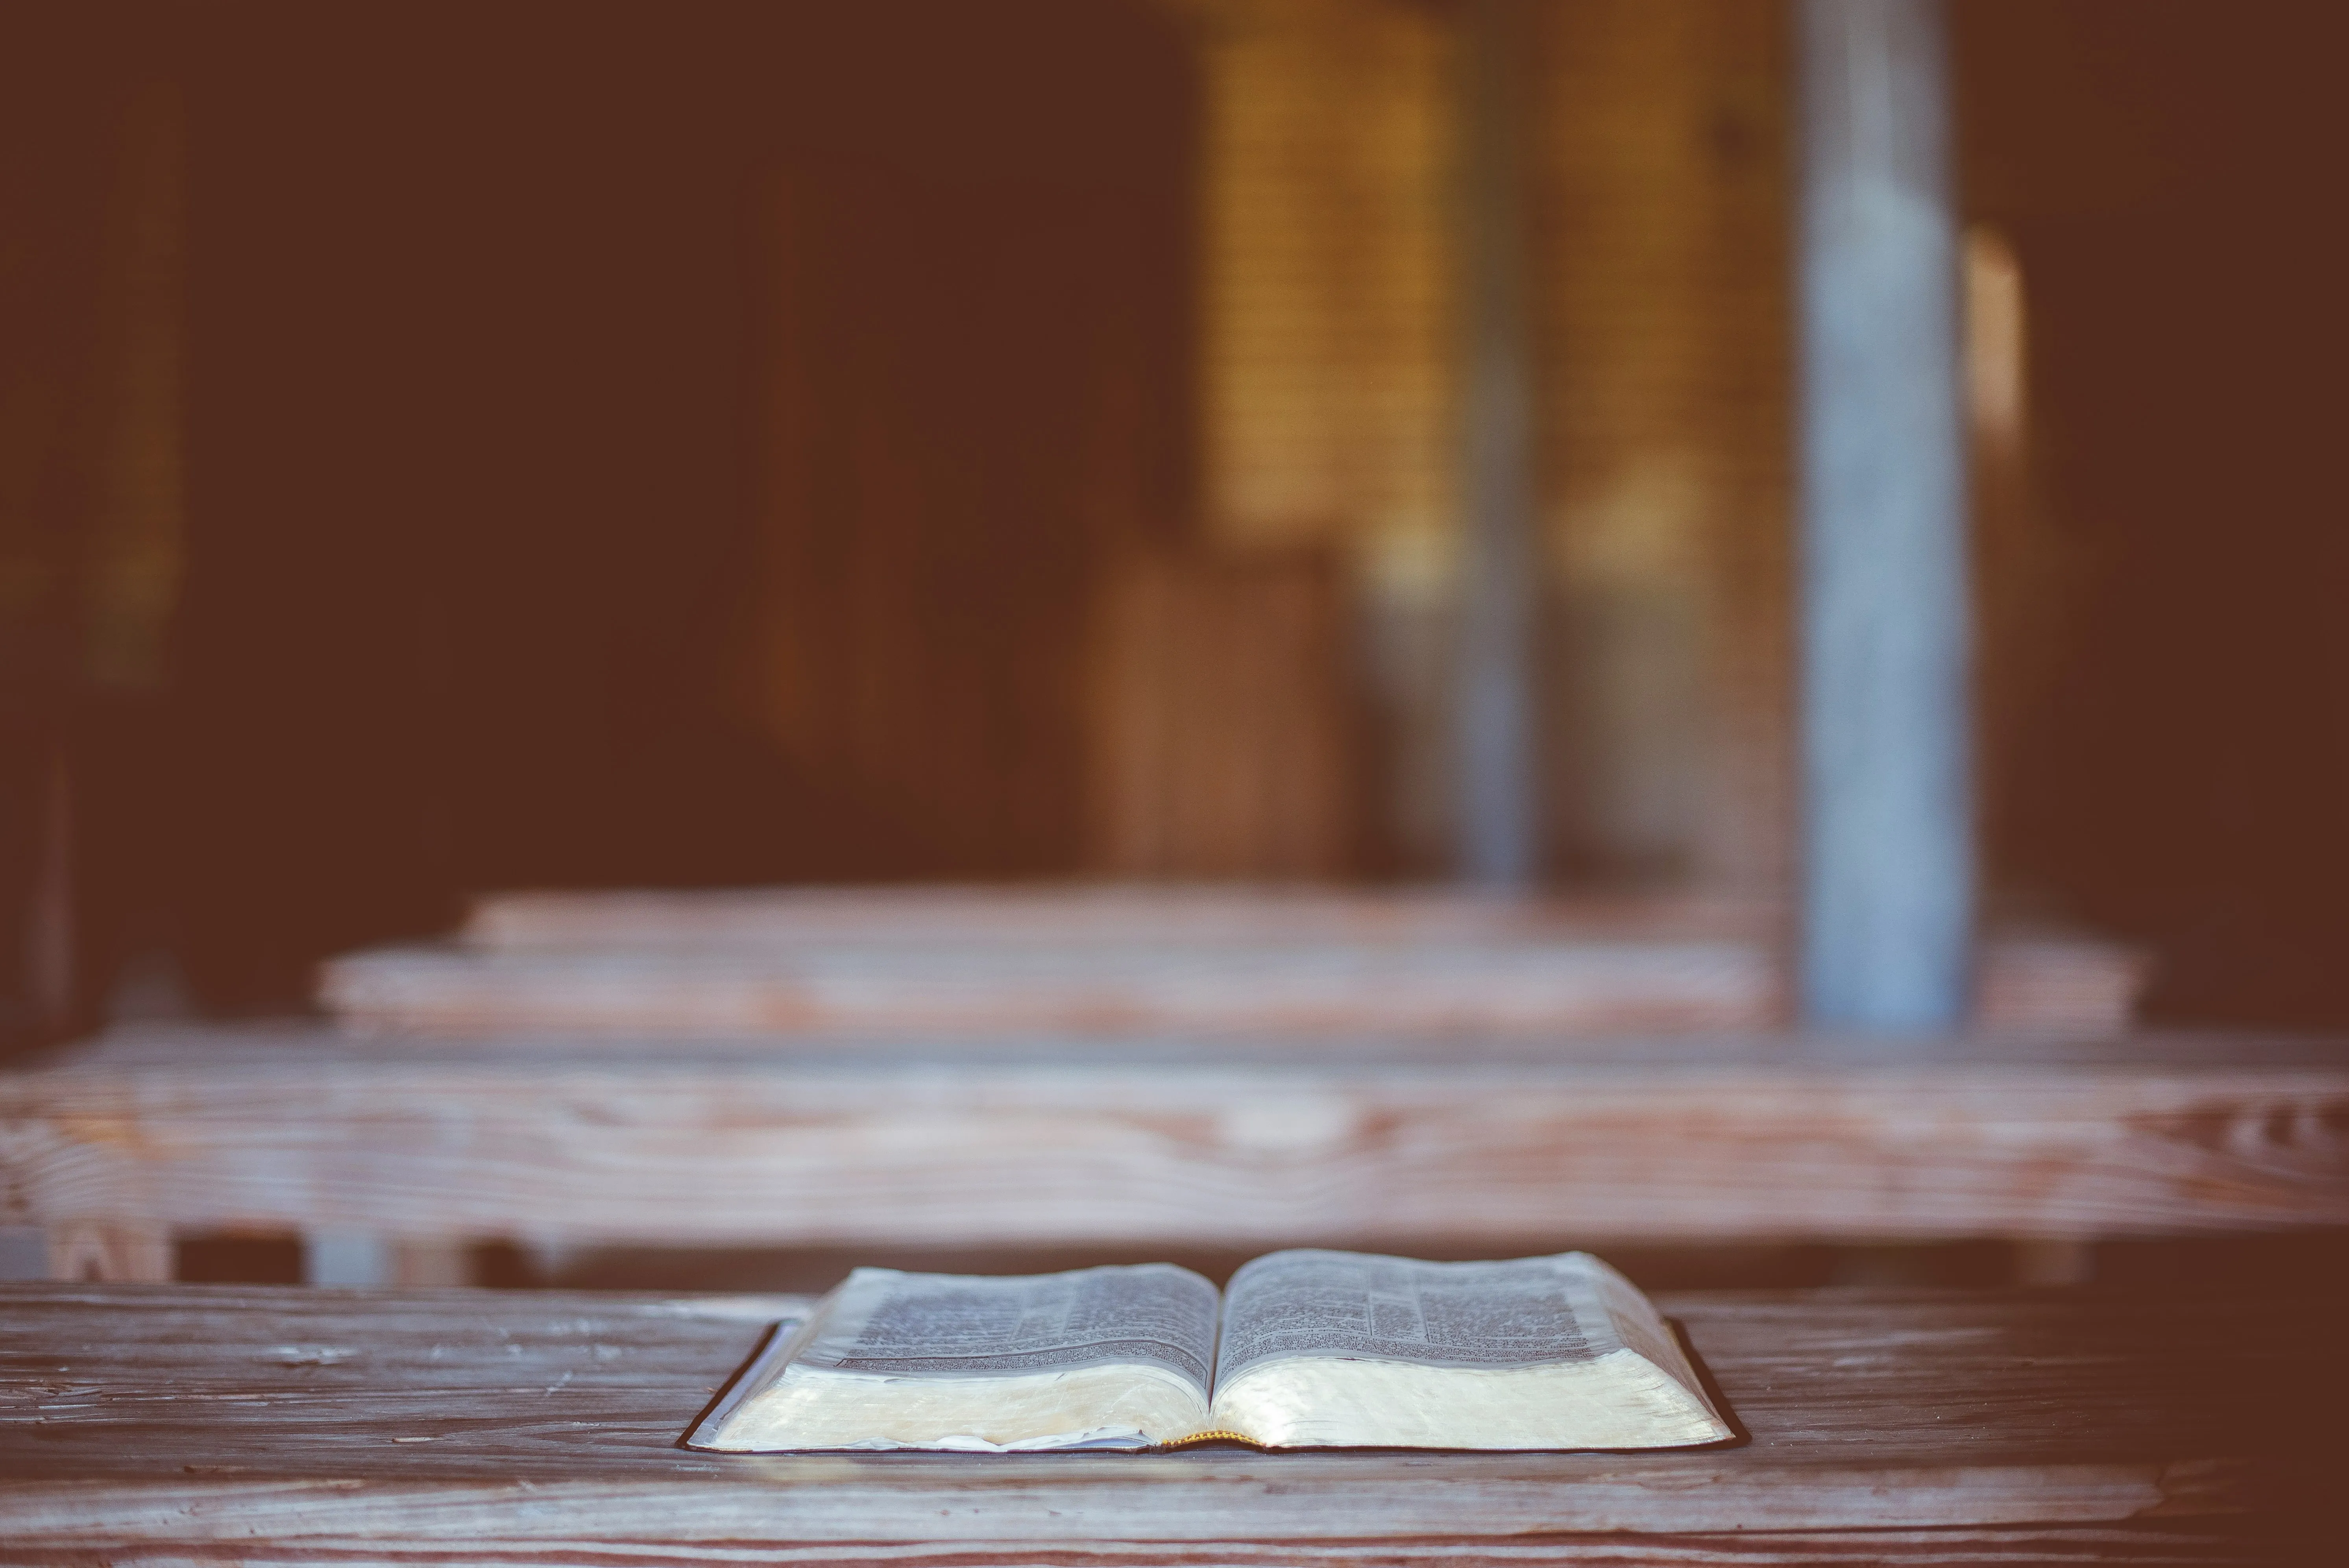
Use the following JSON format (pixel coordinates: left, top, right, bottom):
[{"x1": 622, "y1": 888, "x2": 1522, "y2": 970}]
[
  {"x1": 331, "y1": 887, "x2": 2147, "y2": 1035},
  {"x1": 317, "y1": 936, "x2": 2144, "y2": 1036},
  {"x1": 0, "y1": 1523, "x2": 2291, "y2": 1567},
  {"x1": 0, "y1": 1477, "x2": 2239, "y2": 1548},
  {"x1": 3, "y1": 1028, "x2": 2344, "y2": 1256},
  {"x1": 0, "y1": 1285, "x2": 2330, "y2": 1562},
  {"x1": 461, "y1": 885, "x2": 1770, "y2": 947},
  {"x1": 322, "y1": 936, "x2": 1788, "y2": 1034}
]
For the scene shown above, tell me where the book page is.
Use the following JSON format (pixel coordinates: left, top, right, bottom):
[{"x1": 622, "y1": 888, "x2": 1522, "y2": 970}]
[
  {"x1": 1215, "y1": 1249, "x2": 1598, "y2": 1387},
  {"x1": 794, "y1": 1263, "x2": 1220, "y2": 1397}
]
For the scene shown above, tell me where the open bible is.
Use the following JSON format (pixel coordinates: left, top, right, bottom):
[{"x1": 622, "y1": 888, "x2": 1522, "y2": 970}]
[{"x1": 688, "y1": 1250, "x2": 1730, "y2": 1452}]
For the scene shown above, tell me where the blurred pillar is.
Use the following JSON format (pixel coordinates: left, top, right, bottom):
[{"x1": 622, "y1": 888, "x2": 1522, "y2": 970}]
[
  {"x1": 1795, "y1": 0, "x2": 1972, "y2": 1028},
  {"x1": 1453, "y1": 0, "x2": 1541, "y2": 887}
]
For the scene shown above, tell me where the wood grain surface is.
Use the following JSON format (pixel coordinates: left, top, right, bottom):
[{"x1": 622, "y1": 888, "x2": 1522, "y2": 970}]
[
  {"x1": 316, "y1": 885, "x2": 2148, "y2": 1035},
  {"x1": 0, "y1": 1284, "x2": 2333, "y2": 1564},
  {"x1": 462, "y1": 883, "x2": 1766, "y2": 944},
  {"x1": 319, "y1": 935, "x2": 1789, "y2": 1035},
  {"x1": 4, "y1": 1027, "x2": 2345, "y2": 1265},
  {"x1": 463, "y1": 885, "x2": 1779, "y2": 946}
]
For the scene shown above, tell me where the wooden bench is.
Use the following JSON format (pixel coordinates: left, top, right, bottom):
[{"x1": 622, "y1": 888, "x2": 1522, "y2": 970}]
[
  {"x1": 0, "y1": 1282, "x2": 2327, "y2": 1564},
  {"x1": 318, "y1": 885, "x2": 2151, "y2": 1035},
  {"x1": 5, "y1": 1023, "x2": 2344, "y2": 1283}
]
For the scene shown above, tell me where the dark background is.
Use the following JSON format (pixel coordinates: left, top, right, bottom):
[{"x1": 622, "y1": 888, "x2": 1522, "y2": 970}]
[
  {"x1": 1957, "y1": 1, "x2": 2349, "y2": 1027},
  {"x1": 3, "y1": 0, "x2": 2343, "y2": 1032},
  {"x1": 4, "y1": 0, "x2": 1193, "y2": 1018}
]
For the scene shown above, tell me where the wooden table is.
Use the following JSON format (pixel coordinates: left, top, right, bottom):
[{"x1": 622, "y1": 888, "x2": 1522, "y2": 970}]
[
  {"x1": 5, "y1": 1023, "x2": 2345, "y2": 1283},
  {"x1": 318, "y1": 885, "x2": 2151, "y2": 1035},
  {"x1": 0, "y1": 1283, "x2": 2332, "y2": 1564}
]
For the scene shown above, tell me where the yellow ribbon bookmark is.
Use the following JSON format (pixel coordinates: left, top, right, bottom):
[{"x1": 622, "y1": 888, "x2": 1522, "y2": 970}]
[{"x1": 1155, "y1": 1429, "x2": 1264, "y2": 1449}]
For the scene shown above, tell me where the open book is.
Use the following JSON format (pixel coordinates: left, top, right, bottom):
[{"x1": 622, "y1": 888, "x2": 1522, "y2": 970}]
[{"x1": 689, "y1": 1250, "x2": 1730, "y2": 1452}]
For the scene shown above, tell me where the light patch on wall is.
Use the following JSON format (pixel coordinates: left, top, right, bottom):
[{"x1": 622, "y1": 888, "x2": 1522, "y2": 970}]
[
  {"x1": 1965, "y1": 224, "x2": 2027, "y2": 447},
  {"x1": 1556, "y1": 455, "x2": 1709, "y2": 593},
  {"x1": 1966, "y1": 220, "x2": 2063, "y2": 895}
]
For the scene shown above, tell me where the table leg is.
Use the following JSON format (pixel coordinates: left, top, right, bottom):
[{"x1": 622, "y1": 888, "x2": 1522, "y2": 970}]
[
  {"x1": 2013, "y1": 1238, "x2": 2095, "y2": 1286},
  {"x1": 45, "y1": 1221, "x2": 172, "y2": 1282},
  {"x1": 0, "y1": 1226, "x2": 48, "y2": 1281},
  {"x1": 305, "y1": 1232, "x2": 472, "y2": 1287}
]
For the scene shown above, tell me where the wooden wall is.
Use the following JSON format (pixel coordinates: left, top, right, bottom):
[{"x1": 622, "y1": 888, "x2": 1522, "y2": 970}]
[
  {"x1": 21, "y1": 0, "x2": 2340, "y2": 1030},
  {"x1": 1188, "y1": 0, "x2": 1456, "y2": 567},
  {"x1": 1087, "y1": 550, "x2": 1360, "y2": 877},
  {"x1": 1173, "y1": 0, "x2": 1796, "y2": 889},
  {"x1": 0, "y1": 5, "x2": 189, "y2": 1041},
  {"x1": 750, "y1": 4, "x2": 1195, "y2": 878},
  {"x1": 1956, "y1": 0, "x2": 2349, "y2": 1025},
  {"x1": 1146, "y1": 0, "x2": 1453, "y2": 875},
  {"x1": 1532, "y1": 1, "x2": 1794, "y2": 893}
]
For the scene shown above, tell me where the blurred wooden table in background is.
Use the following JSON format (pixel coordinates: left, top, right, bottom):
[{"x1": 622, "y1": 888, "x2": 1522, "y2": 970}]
[
  {"x1": 318, "y1": 884, "x2": 2150, "y2": 1036},
  {"x1": 5, "y1": 1024, "x2": 2342, "y2": 1284}
]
